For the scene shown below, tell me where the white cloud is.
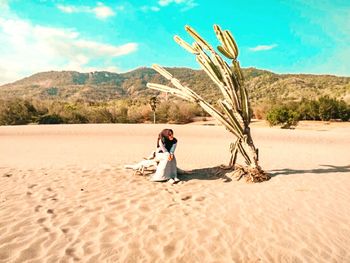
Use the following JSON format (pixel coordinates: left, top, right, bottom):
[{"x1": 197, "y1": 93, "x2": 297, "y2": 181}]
[
  {"x1": 249, "y1": 44, "x2": 278, "y2": 52},
  {"x1": 0, "y1": 0, "x2": 9, "y2": 9},
  {"x1": 158, "y1": 0, "x2": 174, "y2": 6},
  {"x1": 74, "y1": 40, "x2": 137, "y2": 57},
  {"x1": 141, "y1": 6, "x2": 160, "y2": 12},
  {"x1": 0, "y1": 0, "x2": 11, "y2": 17},
  {"x1": 0, "y1": 17, "x2": 138, "y2": 84},
  {"x1": 151, "y1": 6, "x2": 161, "y2": 12},
  {"x1": 158, "y1": 0, "x2": 193, "y2": 7},
  {"x1": 93, "y1": 2, "x2": 115, "y2": 19},
  {"x1": 57, "y1": 2, "x2": 115, "y2": 20},
  {"x1": 57, "y1": 5, "x2": 76, "y2": 14},
  {"x1": 143, "y1": 0, "x2": 197, "y2": 12}
]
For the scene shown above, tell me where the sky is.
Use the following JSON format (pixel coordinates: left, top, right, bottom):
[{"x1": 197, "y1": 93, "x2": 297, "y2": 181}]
[{"x1": 0, "y1": 0, "x2": 349, "y2": 84}]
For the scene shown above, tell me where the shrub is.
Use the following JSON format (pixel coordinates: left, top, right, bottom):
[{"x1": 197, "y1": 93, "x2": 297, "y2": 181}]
[
  {"x1": 38, "y1": 114, "x2": 65, "y2": 124},
  {"x1": 88, "y1": 107, "x2": 115, "y2": 123},
  {"x1": 60, "y1": 103, "x2": 89, "y2": 124},
  {"x1": 156, "y1": 101, "x2": 171, "y2": 123},
  {"x1": 0, "y1": 99, "x2": 35, "y2": 125},
  {"x1": 297, "y1": 99, "x2": 320, "y2": 120},
  {"x1": 252, "y1": 104, "x2": 270, "y2": 119},
  {"x1": 337, "y1": 100, "x2": 350, "y2": 121},
  {"x1": 128, "y1": 104, "x2": 152, "y2": 123},
  {"x1": 318, "y1": 96, "x2": 339, "y2": 121},
  {"x1": 168, "y1": 102, "x2": 200, "y2": 123},
  {"x1": 297, "y1": 96, "x2": 350, "y2": 121},
  {"x1": 114, "y1": 106, "x2": 129, "y2": 123},
  {"x1": 266, "y1": 106, "x2": 299, "y2": 129}
]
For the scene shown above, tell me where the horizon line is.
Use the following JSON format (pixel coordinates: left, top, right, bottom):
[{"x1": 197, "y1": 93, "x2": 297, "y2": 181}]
[{"x1": 1, "y1": 66, "x2": 349, "y2": 86}]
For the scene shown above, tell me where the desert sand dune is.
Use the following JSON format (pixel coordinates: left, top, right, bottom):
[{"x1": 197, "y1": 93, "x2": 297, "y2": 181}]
[{"x1": 0, "y1": 122, "x2": 349, "y2": 262}]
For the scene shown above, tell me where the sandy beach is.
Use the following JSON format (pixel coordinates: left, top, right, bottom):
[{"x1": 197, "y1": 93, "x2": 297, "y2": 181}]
[{"x1": 0, "y1": 121, "x2": 349, "y2": 262}]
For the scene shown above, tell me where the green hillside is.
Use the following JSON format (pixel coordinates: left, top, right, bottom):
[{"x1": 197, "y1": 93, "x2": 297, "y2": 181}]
[{"x1": 1, "y1": 67, "x2": 349, "y2": 104}]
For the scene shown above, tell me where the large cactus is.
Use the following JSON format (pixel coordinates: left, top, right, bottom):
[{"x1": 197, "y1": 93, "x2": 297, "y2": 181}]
[{"x1": 147, "y1": 25, "x2": 270, "y2": 182}]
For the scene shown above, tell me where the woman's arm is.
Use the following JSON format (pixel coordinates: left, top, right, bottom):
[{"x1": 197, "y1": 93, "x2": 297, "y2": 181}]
[
  {"x1": 168, "y1": 143, "x2": 177, "y2": 161},
  {"x1": 158, "y1": 139, "x2": 168, "y2": 153},
  {"x1": 169, "y1": 143, "x2": 177, "y2": 154}
]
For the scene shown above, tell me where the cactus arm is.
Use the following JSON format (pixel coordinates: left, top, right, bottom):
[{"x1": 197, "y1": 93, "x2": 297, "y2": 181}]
[
  {"x1": 219, "y1": 100, "x2": 244, "y2": 138},
  {"x1": 217, "y1": 45, "x2": 234, "y2": 59},
  {"x1": 151, "y1": 64, "x2": 202, "y2": 101},
  {"x1": 214, "y1": 25, "x2": 237, "y2": 59},
  {"x1": 195, "y1": 56, "x2": 223, "y2": 88},
  {"x1": 174, "y1": 35, "x2": 199, "y2": 55},
  {"x1": 237, "y1": 140, "x2": 252, "y2": 165},
  {"x1": 185, "y1": 25, "x2": 211, "y2": 50},
  {"x1": 211, "y1": 53, "x2": 241, "y2": 111},
  {"x1": 195, "y1": 44, "x2": 223, "y2": 81},
  {"x1": 232, "y1": 60, "x2": 244, "y2": 84},
  {"x1": 223, "y1": 30, "x2": 239, "y2": 58},
  {"x1": 152, "y1": 64, "x2": 173, "y2": 80},
  {"x1": 197, "y1": 100, "x2": 243, "y2": 138},
  {"x1": 240, "y1": 84, "x2": 251, "y2": 125},
  {"x1": 172, "y1": 32, "x2": 241, "y2": 113},
  {"x1": 146, "y1": 83, "x2": 194, "y2": 101},
  {"x1": 229, "y1": 139, "x2": 240, "y2": 167},
  {"x1": 196, "y1": 45, "x2": 239, "y2": 110},
  {"x1": 150, "y1": 65, "x2": 243, "y2": 139}
]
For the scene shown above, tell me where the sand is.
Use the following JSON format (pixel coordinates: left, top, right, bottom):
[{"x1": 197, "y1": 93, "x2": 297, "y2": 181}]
[{"x1": 0, "y1": 122, "x2": 350, "y2": 262}]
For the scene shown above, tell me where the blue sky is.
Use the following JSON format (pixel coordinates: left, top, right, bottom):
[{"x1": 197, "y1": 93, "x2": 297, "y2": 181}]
[{"x1": 0, "y1": 0, "x2": 349, "y2": 84}]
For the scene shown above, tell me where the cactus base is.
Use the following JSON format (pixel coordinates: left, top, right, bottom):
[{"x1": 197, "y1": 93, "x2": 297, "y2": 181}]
[{"x1": 229, "y1": 165, "x2": 270, "y2": 183}]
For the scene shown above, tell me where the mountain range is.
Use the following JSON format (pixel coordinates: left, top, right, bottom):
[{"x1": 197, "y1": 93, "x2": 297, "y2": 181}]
[{"x1": 1, "y1": 67, "x2": 349, "y2": 104}]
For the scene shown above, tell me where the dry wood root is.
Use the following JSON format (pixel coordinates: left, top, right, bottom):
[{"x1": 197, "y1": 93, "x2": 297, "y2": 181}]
[{"x1": 225, "y1": 165, "x2": 270, "y2": 183}]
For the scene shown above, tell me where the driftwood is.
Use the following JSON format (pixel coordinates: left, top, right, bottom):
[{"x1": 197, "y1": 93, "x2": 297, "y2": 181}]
[{"x1": 124, "y1": 151, "x2": 158, "y2": 176}]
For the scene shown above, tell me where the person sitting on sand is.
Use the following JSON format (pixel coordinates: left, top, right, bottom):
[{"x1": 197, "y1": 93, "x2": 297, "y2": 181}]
[{"x1": 150, "y1": 129, "x2": 180, "y2": 183}]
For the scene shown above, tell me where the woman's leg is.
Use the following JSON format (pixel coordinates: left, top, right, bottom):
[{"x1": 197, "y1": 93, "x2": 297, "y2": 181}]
[
  {"x1": 150, "y1": 152, "x2": 170, "y2": 182},
  {"x1": 170, "y1": 156, "x2": 179, "y2": 181}
]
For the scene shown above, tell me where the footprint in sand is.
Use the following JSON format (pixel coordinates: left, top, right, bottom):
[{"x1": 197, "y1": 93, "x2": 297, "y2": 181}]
[
  {"x1": 47, "y1": 209, "x2": 54, "y2": 214},
  {"x1": 194, "y1": 196, "x2": 206, "y2": 202},
  {"x1": 37, "y1": 218, "x2": 46, "y2": 224},
  {"x1": 165, "y1": 188, "x2": 179, "y2": 195},
  {"x1": 36, "y1": 217, "x2": 51, "y2": 232},
  {"x1": 65, "y1": 248, "x2": 80, "y2": 261},
  {"x1": 163, "y1": 242, "x2": 176, "y2": 257},
  {"x1": 34, "y1": 205, "x2": 42, "y2": 212},
  {"x1": 61, "y1": 228, "x2": 69, "y2": 234},
  {"x1": 148, "y1": 225, "x2": 158, "y2": 231},
  {"x1": 181, "y1": 195, "x2": 191, "y2": 201}
]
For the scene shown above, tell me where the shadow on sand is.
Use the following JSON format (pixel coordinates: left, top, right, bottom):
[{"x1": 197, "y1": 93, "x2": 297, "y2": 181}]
[
  {"x1": 179, "y1": 164, "x2": 350, "y2": 182},
  {"x1": 269, "y1": 164, "x2": 350, "y2": 177},
  {"x1": 140, "y1": 164, "x2": 349, "y2": 183},
  {"x1": 178, "y1": 166, "x2": 235, "y2": 182}
]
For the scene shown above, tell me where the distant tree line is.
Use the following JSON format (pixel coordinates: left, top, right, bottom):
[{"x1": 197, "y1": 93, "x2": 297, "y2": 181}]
[
  {"x1": 0, "y1": 98, "x2": 205, "y2": 125},
  {"x1": 0, "y1": 96, "x2": 349, "y2": 126},
  {"x1": 263, "y1": 96, "x2": 350, "y2": 128}
]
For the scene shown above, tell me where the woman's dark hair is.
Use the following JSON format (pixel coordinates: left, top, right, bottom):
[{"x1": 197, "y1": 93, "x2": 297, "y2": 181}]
[
  {"x1": 157, "y1": 129, "x2": 176, "y2": 149},
  {"x1": 157, "y1": 129, "x2": 171, "y2": 147}
]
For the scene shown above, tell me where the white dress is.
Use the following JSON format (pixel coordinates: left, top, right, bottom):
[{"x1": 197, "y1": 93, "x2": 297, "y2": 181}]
[{"x1": 150, "y1": 140, "x2": 178, "y2": 182}]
